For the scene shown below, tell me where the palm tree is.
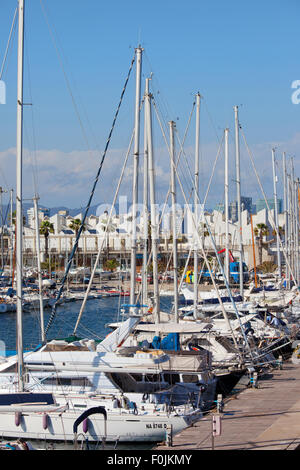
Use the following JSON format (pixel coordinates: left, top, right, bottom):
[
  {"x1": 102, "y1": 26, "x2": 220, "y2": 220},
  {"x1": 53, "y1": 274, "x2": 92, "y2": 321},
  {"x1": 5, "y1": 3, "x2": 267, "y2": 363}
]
[
  {"x1": 100, "y1": 214, "x2": 117, "y2": 260},
  {"x1": 40, "y1": 220, "x2": 54, "y2": 260},
  {"x1": 69, "y1": 218, "x2": 85, "y2": 236},
  {"x1": 103, "y1": 258, "x2": 119, "y2": 272},
  {"x1": 272, "y1": 225, "x2": 284, "y2": 239},
  {"x1": 9, "y1": 209, "x2": 26, "y2": 227},
  {"x1": 254, "y1": 223, "x2": 269, "y2": 265}
]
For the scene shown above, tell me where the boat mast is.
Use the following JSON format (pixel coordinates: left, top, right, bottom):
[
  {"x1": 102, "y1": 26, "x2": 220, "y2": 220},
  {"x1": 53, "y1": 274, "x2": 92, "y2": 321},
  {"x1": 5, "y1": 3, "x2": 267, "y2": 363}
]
[
  {"x1": 10, "y1": 189, "x2": 14, "y2": 278},
  {"x1": 142, "y1": 79, "x2": 149, "y2": 309},
  {"x1": 287, "y1": 172, "x2": 292, "y2": 289},
  {"x1": 33, "y1": 195, "x2": 45, "y2": 342},
  {"x1": 193, "y1": 93, "x2": 200, "y2": 320},
  {"x1": 16, "y1": 0, "x2": 25, "y2": 392},
  {"x1": 296, "y1": 178, "x2": 300, "y2": 284},
  {"x1": 250, "y1": 214, "x2": 258, "y2": 288},
  {"x1": 224, "y1": 127, "x2": 230, "y2": 283},
  {"x1": 129, "y1": 46, "x2": 142, "y2": 308},
  {"x1": 169, "y1": 120, "x2": 179, "y2": 323},
  {"x1": 272, "y1": 148, "x2": 281, "y2": 278},
  {"x1": 291, "y1": 159, "x2": 297, "y2": 282},
  {"x1": 145, "y1": 78, "x2": 160, "y2": 322},
  {"x1": 234, "y1": 105, "x2": 244, "y2": 298},
  {"x1": 282, "y1": 152, "x2": 288, "y2": 288}
]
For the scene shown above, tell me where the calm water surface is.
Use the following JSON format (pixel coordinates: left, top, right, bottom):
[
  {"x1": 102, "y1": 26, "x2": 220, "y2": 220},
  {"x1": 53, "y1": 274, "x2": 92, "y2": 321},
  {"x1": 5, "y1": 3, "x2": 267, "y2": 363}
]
[{"x1": 0, "y1": 294, "x2": 174, "y2": 353}]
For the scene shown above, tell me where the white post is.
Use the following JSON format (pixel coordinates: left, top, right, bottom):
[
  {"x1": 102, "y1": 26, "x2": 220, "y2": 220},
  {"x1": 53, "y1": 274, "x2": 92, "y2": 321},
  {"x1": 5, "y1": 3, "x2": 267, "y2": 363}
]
[
  {"x1": 16, "y1": 0, "x2": 25, "y2": 392},
  {"x1": 145, "y1": 79, "x2": 160, "y2": 322},
  {"x1": 169, "y1": 120, "x2": 179, "y2": 323},
  {"x1": 234, "y1": 105, "x2": 244, "y2": 297},
  {"x1": 224, "y1": 128, "x2": 230, "y2": 282},
  {"x1": 129, "y1": 46, "x2": 142, "y2": 308},
  {"x1": 272, "y1": 148, "x2": 281, "y2": 278},
  {"x1": 193, "y1": 93, "x2": 200, "y2": 319},
  {"x1": 33, "y1": 195, "x2": 45, "y2": 342}
]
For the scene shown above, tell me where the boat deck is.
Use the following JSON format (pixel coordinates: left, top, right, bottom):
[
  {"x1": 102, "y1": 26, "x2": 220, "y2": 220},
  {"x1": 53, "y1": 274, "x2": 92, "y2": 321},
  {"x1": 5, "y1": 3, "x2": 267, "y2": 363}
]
[{"x1": 155, "y1": 360, "x2": 300, "y2": 450}]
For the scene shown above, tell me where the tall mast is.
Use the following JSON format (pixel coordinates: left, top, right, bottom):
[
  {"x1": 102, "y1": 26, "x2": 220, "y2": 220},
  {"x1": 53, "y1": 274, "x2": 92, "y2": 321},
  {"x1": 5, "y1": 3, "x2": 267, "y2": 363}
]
[
  {"x1": 142, "y1": 78, "x2": 149, "y2": 308},
  {"x1": 294, "y1": 178, "x2": 299, "y2": 283},
  {"x1": 129, "y1": 46, "x2": 142, "y2": 307},
  {"x1": 169, "y1": 120, "x2": 179, "y2": 323},
  {"x1": 272, "y1": 148, "x2": 281, "y2": 278},
  {"x1": 10, "y1": 189, "x2": 14, "y2": 278},
  {"x1": 16, "y1": 0, "x2": 25, "y2": 392},
  {"x1": 145, "y1": 78, "x2": 160, "y2": 322},
  {"x1": 283, "y1": 152, "x2": 288, "y2": 287},
  {"x1": 234, "y1": 105, "x2": 244, "y2": 298},
  {"x1": 33, "y1": 195, "x2": 45, "y2": 342},
  {"x1": 291, "y1": 159, "x2": 296, "y2": 282},
  {"x1": 287, "y1": 173, "x2": 291, "y2": 289},
  {"x1": 296, "y1": 178, "x2": 300, "y2": 283},
  {"x1": 224, "y1": 128, "x2": 230, "y2": 282},
  {"x1": 193, "y1": 93, "x2": 200, "y2": 319}
]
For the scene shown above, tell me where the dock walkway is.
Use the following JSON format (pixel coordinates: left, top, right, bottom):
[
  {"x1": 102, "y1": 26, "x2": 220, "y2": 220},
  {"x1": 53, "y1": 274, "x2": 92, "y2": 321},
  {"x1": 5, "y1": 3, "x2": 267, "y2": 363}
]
[{"x1": 156, "y1": 361, "x2": 300, "y2": 450}]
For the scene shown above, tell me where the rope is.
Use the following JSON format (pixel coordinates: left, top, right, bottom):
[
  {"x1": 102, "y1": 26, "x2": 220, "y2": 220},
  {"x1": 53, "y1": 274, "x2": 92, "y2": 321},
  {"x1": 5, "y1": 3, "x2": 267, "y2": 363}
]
[
  {"x1": 45, "y1": 51, "x2": 136, "y2": 336},
  {"x1": 0, "y1": 7, "x2": 17, "y2": 80},
  {"x1": 73, "y1": 128, "x2": 134, "y2": 335},
  {"x1": 240, "y1": 126, "x2": 298, "y2": 289}
]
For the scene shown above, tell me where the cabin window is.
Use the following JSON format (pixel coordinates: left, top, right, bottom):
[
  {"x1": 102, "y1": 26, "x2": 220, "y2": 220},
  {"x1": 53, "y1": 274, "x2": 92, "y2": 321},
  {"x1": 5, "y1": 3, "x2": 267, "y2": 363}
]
[
  {"x1": 197, "y1": 339, "x2": 211, "y2": 347},
  {"x1": 182, "y1": 374, "x2": 199, "y2": 383},
  {"x1": 130, "y1": 373, "x2": 143, "y2": 382},
  {"x1": 163, "y1": 373, "x2": 180, "y2": 385},
  {"x1": 42, "y1": 377, "x2": 93, "y2": 387},
  {"x1": 144, "y1": 374, "x2": 160, "y2": 383}
]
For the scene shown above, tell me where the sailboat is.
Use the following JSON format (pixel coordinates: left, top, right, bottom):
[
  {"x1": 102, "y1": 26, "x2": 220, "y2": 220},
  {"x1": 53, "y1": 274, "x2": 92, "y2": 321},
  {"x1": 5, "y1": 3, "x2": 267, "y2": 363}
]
[{"x1": 0, "y1": 2, "x2": 208, "y2": 446}]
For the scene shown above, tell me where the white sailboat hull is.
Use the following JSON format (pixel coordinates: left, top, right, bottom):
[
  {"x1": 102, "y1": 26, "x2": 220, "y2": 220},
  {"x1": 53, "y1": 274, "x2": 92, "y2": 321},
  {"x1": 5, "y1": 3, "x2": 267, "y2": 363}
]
[{"x1": 0, "y1": 407, "x2": 200, "y2": 443}]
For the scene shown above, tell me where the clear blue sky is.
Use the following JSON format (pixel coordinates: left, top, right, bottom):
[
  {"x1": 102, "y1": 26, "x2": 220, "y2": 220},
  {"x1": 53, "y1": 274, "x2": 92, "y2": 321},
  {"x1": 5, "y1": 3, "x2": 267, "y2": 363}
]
[{"x1": 0, "y1": 0, "x2": 299, "y2": 209}]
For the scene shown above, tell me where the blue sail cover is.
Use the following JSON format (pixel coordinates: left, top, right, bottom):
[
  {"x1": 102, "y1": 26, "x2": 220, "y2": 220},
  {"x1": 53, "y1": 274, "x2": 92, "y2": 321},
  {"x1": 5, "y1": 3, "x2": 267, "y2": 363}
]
[{"x1": 151, "y1": 333, "x2": 180, "y2": 351}]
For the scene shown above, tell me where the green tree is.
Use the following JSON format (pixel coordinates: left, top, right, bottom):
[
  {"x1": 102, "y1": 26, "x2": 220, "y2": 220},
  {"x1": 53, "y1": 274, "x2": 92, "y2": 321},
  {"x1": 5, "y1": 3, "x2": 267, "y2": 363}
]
[
  {"x1": 272, "y1": 225, "x2": 284, "y2": 238},
  {"x1": 40, "y1": 220, "x2": 54, "y2": 259},
  {"x1": 103, "y1": 258, "x2": 119, "y2": 272},
  {"x1": 100, "y1": 215, "x2": 117, "y2": 260},
  {"x1": 9, "y1": 210, "x2": 26, "y2": 226},
  {"x1": 69, "y1": 218, "x2": 85, "y2": 236},
  {"x1": 257, "y1": 260, "x2": 277, "y2": 274},
  {"x1": 254, "y1": 223, "x2": 269, "y2": 265}
]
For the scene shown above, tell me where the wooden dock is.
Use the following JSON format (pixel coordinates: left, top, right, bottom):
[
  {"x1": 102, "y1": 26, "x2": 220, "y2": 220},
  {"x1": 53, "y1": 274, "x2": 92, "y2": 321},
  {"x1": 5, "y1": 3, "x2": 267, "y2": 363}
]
[{"x1": 156, "y1": 360, "x2": 300, "y2": 450}]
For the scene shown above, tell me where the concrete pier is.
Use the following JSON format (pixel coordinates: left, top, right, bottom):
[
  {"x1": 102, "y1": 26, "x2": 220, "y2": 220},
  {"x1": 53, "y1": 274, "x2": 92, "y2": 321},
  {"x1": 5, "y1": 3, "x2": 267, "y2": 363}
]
[{"x1": 156, "y1": 361, "x2": 300, "y2": 450}]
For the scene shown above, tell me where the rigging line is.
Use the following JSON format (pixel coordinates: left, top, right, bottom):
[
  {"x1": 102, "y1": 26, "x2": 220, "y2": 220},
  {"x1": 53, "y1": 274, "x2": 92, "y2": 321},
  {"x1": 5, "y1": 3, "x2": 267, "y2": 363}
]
[
  {"x1": 73, "y1": 128, "x2": 134, "y2": 335},
  {"x1": 143, "y1": 51, "x2": 174, "y2": 126},
  {"x1": 45, "y1": 51, "x2": 136, "y2": 337},
  {"x1": 0, "y1": 7, "x2": 17, "y2": 80},
  {"x1": 240, "y1": 127, "x2": 298, "y2": 289},
  {"x1": 155, "y1": 104, "x2": 248, "y2": 355},
  {"x1": 133, "y1": 97, "x2": 196, "y2": 303},
  {"x1": 202, "y1": 134, "x2": 225, "y2": 208},
  {"x1": 39, "y1": 0, "x2": 94, "y2": 156},
  {"x1": 0, "y1": 163, "x2": 9, "y2": 192},
  {"x1": 23, "y1": 120, "x2": 39, "y2": 198},
  {"x1": 24, "y1": 30, "x2": 39, "y2": 197}
]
